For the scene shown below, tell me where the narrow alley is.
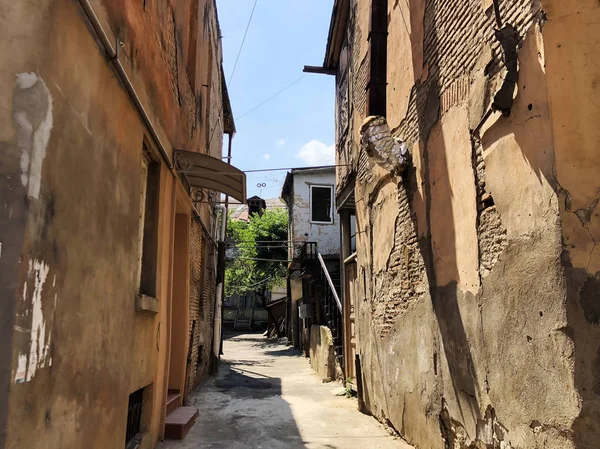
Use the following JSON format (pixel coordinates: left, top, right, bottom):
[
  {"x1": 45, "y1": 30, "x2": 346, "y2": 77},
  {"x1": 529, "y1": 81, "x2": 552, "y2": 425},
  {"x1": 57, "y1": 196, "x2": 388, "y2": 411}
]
[
  {"x1": 2, "y1": 1, "x2": 600, "y2": 448},
  {"x1": 159, "y1": 333, "x2": 413, "y2": 449}
]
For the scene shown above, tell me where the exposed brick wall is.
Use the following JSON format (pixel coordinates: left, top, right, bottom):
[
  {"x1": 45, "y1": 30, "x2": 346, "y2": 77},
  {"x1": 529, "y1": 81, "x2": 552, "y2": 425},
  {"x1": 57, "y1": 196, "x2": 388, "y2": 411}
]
[
  {"x1": 333, "y1": 0, "x2": 566, "y2": 448},
  {"x1": 186, "y1": 218, "x2": 203, "y2": 394},
  {"x1": 370, "y1": 182, "x2": 428, "y2": 337},
  {"x1": 187, "y1": 215, "x2": 217, "y2": 394},
  {"x1": 100, "y1": 0, "x2": 224, "y2": 156},
  {"x1": 395, "y1": 0, "x2": 542, "y2": 144}
]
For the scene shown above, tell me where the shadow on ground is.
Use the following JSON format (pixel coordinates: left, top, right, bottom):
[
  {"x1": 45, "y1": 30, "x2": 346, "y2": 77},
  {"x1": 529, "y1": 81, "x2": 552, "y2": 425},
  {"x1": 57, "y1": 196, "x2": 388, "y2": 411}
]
[{"x1": 160, "y1": 332, "x2": 411, "y2": 449}]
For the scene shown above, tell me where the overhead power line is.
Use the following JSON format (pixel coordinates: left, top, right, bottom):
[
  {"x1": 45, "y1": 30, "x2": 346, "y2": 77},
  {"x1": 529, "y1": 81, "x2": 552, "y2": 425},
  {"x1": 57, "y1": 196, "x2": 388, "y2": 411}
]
[
  {"x1": 236, "y1": 75, "x2": 308, "y2": 121},
  {"x1": 208, "y1": 0, "x2": 259, "y2": 148},
  {"x1": 187, "y1": 164, "x2": 346, "y2": 176},
  {"x1": 235, "y1": 257, "x2": 289, "y2": 263},
  {"x1": 228, "y1": 0, "x2": 259, "y2": 86},
  {"x1": 227, "y1": 240, "x2": 307, "y2": 244}
]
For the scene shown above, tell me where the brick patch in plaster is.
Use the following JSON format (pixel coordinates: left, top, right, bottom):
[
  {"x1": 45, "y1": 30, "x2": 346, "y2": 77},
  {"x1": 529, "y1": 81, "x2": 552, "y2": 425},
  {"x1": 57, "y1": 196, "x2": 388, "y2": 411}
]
[
  {"x1": 370, "y1": 183, "x2": 428, "y2": 338},
  {"x1": 471, "y1": 136, "x2": 507, "y2": 278}
]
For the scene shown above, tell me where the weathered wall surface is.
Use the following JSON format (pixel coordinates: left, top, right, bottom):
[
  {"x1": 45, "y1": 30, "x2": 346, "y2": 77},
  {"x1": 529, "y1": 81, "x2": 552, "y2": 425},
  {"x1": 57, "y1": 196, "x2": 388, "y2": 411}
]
[
  {"x1": 540, "y1": 2, "x2": 600, "y2": 448},
  {"x1": 0, "y1": 1, "x2": 225, "y2": 448},
  {"x1": 290, "y1": 169, "x2": 340, "y2": 257},
  {"x1": 335, "y1": 0, "x2": 600, "y2": 448}
]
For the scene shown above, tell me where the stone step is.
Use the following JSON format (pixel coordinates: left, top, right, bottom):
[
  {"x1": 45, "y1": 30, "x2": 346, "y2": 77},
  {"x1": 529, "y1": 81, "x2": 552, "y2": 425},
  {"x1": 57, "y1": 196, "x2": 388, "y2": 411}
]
[
  {"x1": 165, "y1": 406, "x2": 199, "y2": 440},
  {"x1": 166, "y1": 391, "x2": 181, "y2": 415}
]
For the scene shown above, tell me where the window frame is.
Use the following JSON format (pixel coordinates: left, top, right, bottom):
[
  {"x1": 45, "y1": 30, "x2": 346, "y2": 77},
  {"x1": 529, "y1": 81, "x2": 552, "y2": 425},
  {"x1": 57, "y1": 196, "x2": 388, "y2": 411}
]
[
  {"x1": 138, "y1": 145, "x2": 161, "y2": 298},
  {"x1": 309, "y1": 184, "x2": 334, "y2": 225}
]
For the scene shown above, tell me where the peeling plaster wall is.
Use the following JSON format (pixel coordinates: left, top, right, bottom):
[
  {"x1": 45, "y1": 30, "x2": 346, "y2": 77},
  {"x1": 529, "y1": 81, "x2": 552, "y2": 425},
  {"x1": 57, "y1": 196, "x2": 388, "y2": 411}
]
[
  {"x1": 334, "y1": 0, "x2": 600, "y2": 448},
  {"x1": 0, "y1": 1, "x2": 225, "y2": 448},
  {"x1": 290, "y1": 169, "x2": 340, "y2": 257}
]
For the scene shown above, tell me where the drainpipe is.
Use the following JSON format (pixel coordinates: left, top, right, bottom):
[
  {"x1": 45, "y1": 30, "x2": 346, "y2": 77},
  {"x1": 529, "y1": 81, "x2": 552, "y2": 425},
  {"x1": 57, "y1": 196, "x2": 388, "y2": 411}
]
[
  {"x1": 367, "y1": 0, "x2": 388, "y2": 117},
  {"x1": 219, "y1": 133, "x2": 233, "y2": 356},
  {"x1": 77, "y1": 0, "x2": 174, "y2": 171},
  {"x1": 212, "y1": 203, "x2": 228, "y2": 371}
]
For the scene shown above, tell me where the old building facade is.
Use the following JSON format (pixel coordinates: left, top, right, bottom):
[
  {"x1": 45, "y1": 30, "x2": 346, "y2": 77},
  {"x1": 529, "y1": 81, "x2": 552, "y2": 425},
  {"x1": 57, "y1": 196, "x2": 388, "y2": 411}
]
[
  {"x1": 0, "y1": 1, "x2": 244, "y2": 448},
  {"x1": 282, "y1": 167, "x2": 343, "y2": 363},
  {"x1": 309, "y1": 0, "x2": 600, "y2": 448}
]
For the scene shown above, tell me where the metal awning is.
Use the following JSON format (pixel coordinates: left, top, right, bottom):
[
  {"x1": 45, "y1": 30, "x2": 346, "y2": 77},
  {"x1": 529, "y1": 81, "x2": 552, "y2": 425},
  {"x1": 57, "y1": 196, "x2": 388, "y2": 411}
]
[{"x1": 174, "y1": 150, "x2": 246, "y2": 202}]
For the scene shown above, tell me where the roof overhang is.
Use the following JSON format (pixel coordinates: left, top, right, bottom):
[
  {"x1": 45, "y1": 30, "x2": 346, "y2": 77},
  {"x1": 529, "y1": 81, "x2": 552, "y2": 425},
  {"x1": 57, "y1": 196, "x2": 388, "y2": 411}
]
[
  {"x1": 174, "y1": 150, "x2": 246, "y2": 202},
  {"x1": 221, "y1": 68, "x2": 236, "y2": 134},
  {"x1": 281, "y1": 171, "x2": 293, "y2": 206},
  {"x1": 303, "y1": 0, "x2": 349, "y2": 75}
]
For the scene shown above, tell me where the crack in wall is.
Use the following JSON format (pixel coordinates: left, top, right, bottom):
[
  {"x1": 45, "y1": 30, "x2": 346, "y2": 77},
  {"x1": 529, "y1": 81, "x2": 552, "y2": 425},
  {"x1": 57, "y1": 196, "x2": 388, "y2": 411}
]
[{"x1": 554, "y1": 173, "x2": 599, "y2": 270}]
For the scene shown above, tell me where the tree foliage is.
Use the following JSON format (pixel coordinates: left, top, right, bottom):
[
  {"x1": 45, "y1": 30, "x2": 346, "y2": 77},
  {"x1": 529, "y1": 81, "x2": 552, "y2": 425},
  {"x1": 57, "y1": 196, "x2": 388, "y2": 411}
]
[{"x1": 224, "y1": 208, "x2": 288, "y2": 298}]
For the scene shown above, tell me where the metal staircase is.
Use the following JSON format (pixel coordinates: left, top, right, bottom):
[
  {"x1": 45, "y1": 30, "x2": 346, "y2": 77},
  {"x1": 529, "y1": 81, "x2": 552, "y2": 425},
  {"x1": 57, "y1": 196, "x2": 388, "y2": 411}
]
[
  {"x1": 316, "y1": 253, "x2": 343, "y2": 364},
  {"x1": 298, "y1": 242, "x2": 343, "y2": 367}
]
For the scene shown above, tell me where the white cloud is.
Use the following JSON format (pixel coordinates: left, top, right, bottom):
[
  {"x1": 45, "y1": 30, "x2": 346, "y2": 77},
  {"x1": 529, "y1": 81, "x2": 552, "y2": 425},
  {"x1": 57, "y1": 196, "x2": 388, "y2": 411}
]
[
  {"x1": 296, "y1": 140, "x2": 335, "y2": 166},
  {"x1": 276, "y1": 139, "x2": 286, "y2": 147},
  {"x1": 263, "y1": 153, "x2": 271, "y2": 160}
]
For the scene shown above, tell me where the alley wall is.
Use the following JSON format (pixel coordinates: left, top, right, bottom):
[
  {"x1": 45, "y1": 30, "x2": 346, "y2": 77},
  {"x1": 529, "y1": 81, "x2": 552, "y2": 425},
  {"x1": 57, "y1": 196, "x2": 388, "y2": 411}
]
[
  {"x1": 334, "y1": 0, "x2": 600, "y2": 448},
  {"x1": 0, "y1": 1, "x2": 226, "y2": 448}
]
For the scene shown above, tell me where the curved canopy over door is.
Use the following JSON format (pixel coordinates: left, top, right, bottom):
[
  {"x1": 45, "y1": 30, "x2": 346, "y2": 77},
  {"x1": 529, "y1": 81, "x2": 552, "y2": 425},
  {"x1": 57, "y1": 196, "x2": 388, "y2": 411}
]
[{"x1": 174, "y1": 150, "x2": 246, "y2": 203}]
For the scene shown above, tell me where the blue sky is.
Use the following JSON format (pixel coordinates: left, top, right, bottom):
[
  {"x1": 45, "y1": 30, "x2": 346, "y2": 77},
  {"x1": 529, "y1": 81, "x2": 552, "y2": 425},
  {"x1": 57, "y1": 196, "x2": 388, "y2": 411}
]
[{"x1": 216, "y1": 0, "x2": 335, "y2": 200}]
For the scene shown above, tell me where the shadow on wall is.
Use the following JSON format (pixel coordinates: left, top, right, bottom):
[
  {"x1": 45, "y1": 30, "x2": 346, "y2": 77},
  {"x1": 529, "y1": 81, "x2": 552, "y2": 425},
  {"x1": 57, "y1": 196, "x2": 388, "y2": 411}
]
[
  {"x1": 409, "y1": 0, "x2": 481, "y2": 439},
  {"x1": 566, "y1": 267, "x2": 600, "y2": 449},
  {"x1": 482, "y1": 12, "x2": 600, "y2": 449},
  {"x1": 355, "y1": 0, "x2": 482, "y2": 443}
]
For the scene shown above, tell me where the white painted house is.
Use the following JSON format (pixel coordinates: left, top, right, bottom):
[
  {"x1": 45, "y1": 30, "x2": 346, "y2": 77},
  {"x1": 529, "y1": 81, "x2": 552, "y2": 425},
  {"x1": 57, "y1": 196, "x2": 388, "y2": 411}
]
[
  {"x1": 281, "y1": 166, "x2": 342, "y2": 352},
  {"x1": 281, "y1": 166, "x2": 340, "y2": 258}
]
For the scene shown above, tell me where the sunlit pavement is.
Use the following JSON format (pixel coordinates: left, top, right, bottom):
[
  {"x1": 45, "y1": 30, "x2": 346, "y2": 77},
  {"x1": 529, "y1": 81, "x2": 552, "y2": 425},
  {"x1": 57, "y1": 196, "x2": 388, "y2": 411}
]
[{"x1": 158, "y1": 332, "x2": 414, "y2": 449}]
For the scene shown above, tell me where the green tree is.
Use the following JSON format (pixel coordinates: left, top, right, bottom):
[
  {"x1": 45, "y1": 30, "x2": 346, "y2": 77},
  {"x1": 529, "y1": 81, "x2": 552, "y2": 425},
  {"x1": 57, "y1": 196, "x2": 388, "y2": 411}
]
[{"x1": 225, "y1": 208, "x2": 288, "y2": 316}]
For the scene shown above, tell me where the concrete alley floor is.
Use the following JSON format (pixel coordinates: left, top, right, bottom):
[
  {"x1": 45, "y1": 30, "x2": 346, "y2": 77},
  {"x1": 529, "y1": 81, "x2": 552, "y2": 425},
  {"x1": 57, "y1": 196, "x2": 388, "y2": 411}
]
[{"x1": 159, "y1": 332, "x2": 413, "y2": 449}]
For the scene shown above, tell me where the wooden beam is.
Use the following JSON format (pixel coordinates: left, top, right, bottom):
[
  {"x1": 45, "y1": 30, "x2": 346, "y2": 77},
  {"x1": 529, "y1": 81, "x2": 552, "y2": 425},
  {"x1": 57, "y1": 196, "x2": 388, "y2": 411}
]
[{"x1": 303, "y1": 65, "x2": 336, "y2": 76}]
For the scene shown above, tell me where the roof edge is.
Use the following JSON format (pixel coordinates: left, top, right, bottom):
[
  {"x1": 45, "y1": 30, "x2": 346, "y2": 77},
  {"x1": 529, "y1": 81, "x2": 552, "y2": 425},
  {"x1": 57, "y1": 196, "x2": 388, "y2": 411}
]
[{"x1": 323, "y1": 0, "x2": 350, "y2": 69}]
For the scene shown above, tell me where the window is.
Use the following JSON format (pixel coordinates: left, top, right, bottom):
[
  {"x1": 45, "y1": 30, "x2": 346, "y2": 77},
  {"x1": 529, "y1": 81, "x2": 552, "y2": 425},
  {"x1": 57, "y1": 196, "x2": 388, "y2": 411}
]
[
  {"x1": 350, "y1": 213, "x2": 357, "y2": 253},
  {"x1": 138, "y1": 148, "x2": 160, "y2": 298},
  {"x1": 125, "y1": 387, "x2": 144, "y2": 446},
  {"x1": 186, "y1": 0, "x2": 200, "y2": 91},
  {"x1": 310, "y1": 185, "x2": 333, "y2": 224}
]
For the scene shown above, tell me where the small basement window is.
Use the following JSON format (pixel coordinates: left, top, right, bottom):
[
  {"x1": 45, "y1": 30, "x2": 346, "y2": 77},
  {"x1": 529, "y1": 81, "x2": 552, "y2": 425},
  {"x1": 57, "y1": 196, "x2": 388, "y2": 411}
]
[
  {"x1": 310, "y1": 185, "x2": 333, "y2": 224},
  {"x1": 125, "y1": 387, "x2": 144, "y2": 446}
]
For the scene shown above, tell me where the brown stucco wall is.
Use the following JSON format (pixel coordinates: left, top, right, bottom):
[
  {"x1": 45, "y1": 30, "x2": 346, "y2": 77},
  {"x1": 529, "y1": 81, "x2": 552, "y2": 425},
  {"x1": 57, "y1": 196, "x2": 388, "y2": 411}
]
[
  {"x1": 0, "y1": 1, "x2": 225, "y2": 448},
  {"x1": 334, "y1": 0, "x2": 600, "y2": 448}
]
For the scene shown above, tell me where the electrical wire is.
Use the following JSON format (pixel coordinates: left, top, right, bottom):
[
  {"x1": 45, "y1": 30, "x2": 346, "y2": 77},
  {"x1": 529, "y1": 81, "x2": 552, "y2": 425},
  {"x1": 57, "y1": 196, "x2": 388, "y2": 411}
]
[
  {"x1": 186, "y1": 164, "x2": 344, "y2": 176},
  {"x1": 235, "y1": 75, "x2": 307, "y2": 121},
  {"x1": 234, "y1": 257, "x2": 289, "y2": 263},
  {"x1": 208, "y1": 0, "x2": 259, "y2": 148},
  {"x1": 227, "y1": 240, "x2": 309, "y2": 243},
  {"x1": 227, "y1": 0, "x2": 259, "y2": 86}
]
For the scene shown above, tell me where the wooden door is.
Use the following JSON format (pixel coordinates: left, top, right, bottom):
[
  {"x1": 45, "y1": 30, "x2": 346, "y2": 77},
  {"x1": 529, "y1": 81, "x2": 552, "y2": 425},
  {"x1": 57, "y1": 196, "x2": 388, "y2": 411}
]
[{"x1": 344, "y1": 261, "x2": 357, "y2": 381}]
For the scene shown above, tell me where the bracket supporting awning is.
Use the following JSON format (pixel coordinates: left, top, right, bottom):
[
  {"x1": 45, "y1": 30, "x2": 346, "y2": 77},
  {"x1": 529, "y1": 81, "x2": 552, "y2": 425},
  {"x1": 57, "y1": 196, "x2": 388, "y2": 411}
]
[{"x1": 174, "y1": 150, "x2": 247, "y2": 203}]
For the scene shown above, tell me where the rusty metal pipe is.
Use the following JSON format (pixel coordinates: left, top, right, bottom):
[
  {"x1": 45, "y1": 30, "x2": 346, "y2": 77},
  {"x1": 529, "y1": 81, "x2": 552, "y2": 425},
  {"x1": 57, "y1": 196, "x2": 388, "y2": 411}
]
[{"x1": 77, "y1": 0, "x2": 174, "y2": 170}]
